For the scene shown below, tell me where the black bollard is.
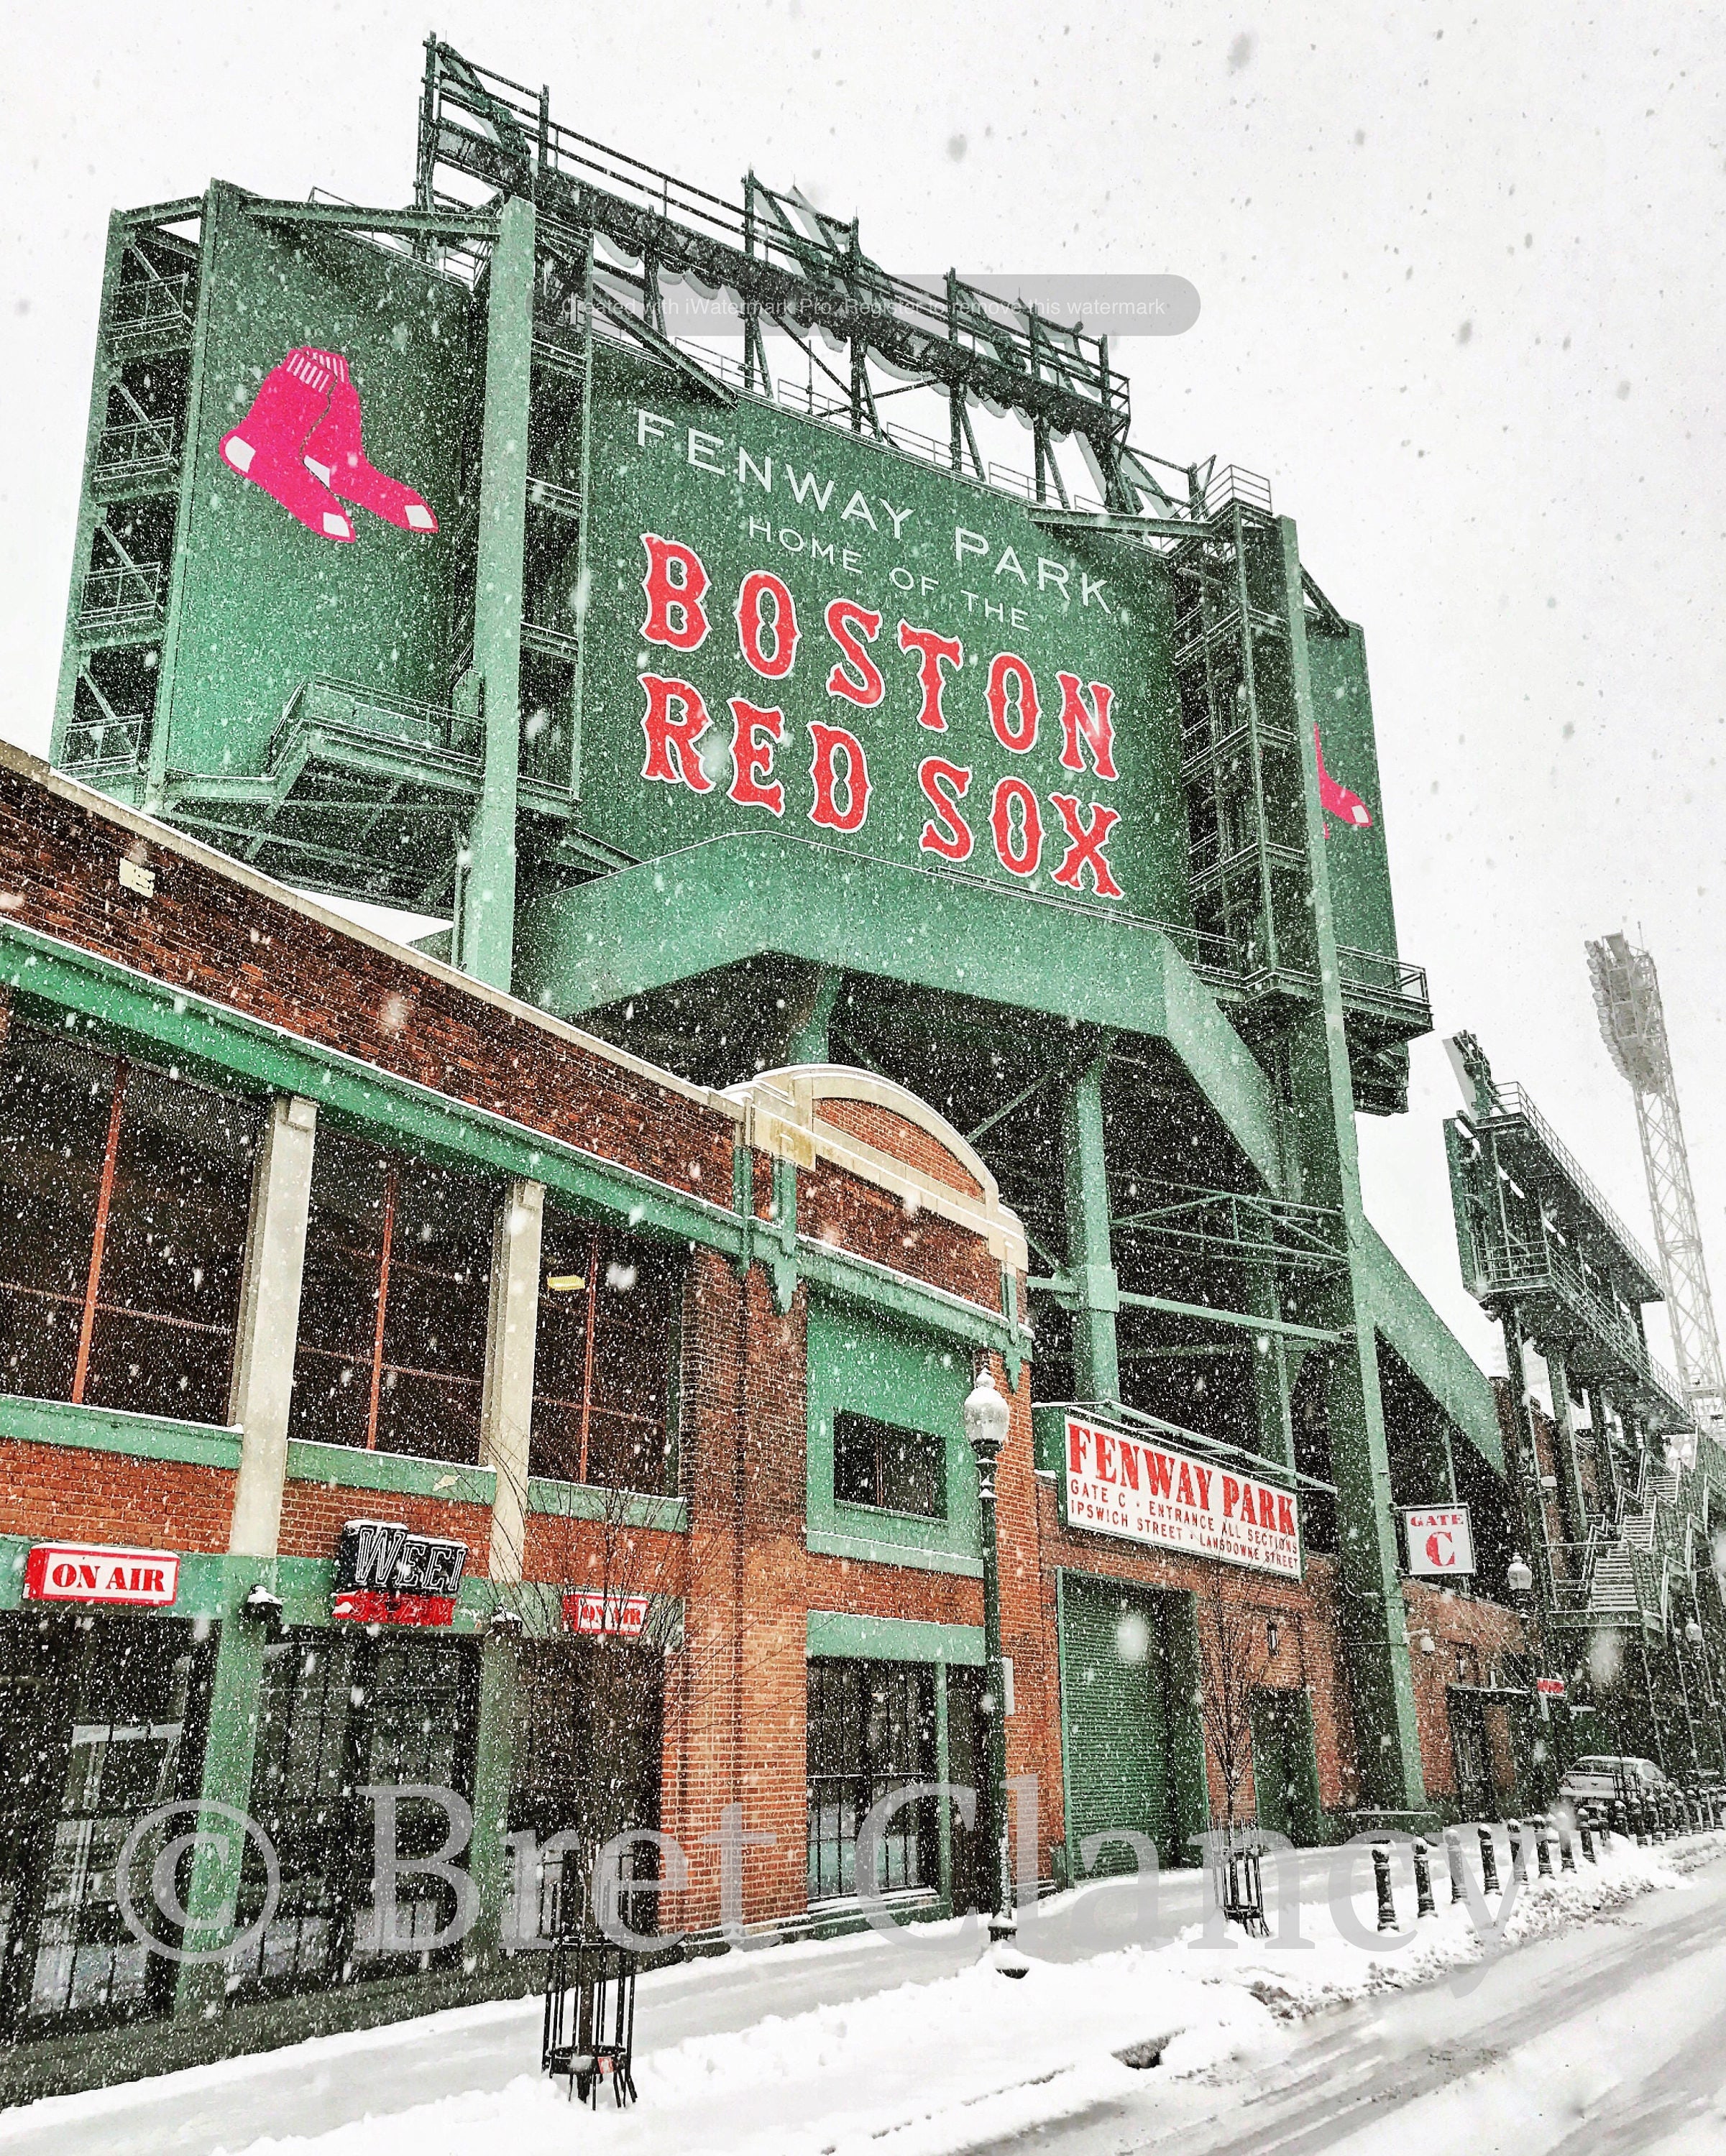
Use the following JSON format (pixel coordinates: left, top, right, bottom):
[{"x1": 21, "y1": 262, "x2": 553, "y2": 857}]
[
  {"x1": 1557, "y1": 1812, "x2": 1576, "y2": 1874},
  {"x1": 1372, "y1": 1841, "x2": 1397, "y2": 1933},
  {"x1": 1444, "y1": 1825, "x2": 1467, "y2": 1904},
  {"x1": 1479, "y1": 1823, "x2": 1501, "y2": 1894},
  {"x1": 1610, "y1": 1796, "x2": 1627, "y2": 1843},
  {"x1": 1535, "y1": 1815, "x2": 1554, "y2": 1879},
  {"x1": 1631, "y1": 1795, "x2": 1648, "y2": 1846},
  {"x1": 1578, "y1": 1807, "x2": 1597, "y2": 1864},
  {"x1": 1507, "y1": 1816, "x2": 1526, "y2": 1881},
  {"x1": 1413, "y1": 1837, "x2": 1437, "y2": 1917}
]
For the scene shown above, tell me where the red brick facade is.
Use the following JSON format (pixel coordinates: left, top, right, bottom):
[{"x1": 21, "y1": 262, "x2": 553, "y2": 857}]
[{"x1": 0, "y1": 750, "x2": 1529, "y2": 1948}]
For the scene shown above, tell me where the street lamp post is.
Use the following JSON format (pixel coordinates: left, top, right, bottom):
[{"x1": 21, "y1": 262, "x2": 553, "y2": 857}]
[{"x1": 963, "y1": 1363, "x2": 1016, "y2": 1950}]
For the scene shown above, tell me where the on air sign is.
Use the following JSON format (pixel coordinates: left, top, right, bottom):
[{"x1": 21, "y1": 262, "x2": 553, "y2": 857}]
[
  {"x1": 1062, "y1": 1414, "x2": 1302, "y2": 1579},
  {"x1": 24, "y1": 1543, "x2": 180, "y2": 1608},
  {"x1": 1403, "y1": 1505, "x2": 1476, "y2": 1579},
  {"x1": 562, "y1": 1590, "x2": 650, "y2": 1638}
]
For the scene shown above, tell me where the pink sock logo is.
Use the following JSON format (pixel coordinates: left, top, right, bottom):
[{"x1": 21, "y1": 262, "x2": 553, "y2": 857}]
[
  {"x1": 219, "y1": 348, "x2": 438, "y2": 543},
  {"x1": 1314, "y1": 725, "x2": 1372, "y2": 829}
]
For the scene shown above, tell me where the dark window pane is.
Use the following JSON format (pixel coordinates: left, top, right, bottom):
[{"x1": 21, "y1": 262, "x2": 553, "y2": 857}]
[
  {"x1": 805, "y1": 1659, "x2": 936, "y2": 1903},
  {"x1": 290, "y1": 1133, "x2": 494, "y2": 1463},
  {"x1": 528, "y1": 1210, "x2": 683, "y2": 1492},
  {"x1": 833, "y1": 1411, "x2": 945, "y2": 1518},
  {"x1": 0, "y1": 1030, "x2": 114, "y2": 1404}
]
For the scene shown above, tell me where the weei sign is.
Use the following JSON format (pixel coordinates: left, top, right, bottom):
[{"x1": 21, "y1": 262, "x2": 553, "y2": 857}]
[
  {"x1": 577, "y1": 346, "x2": 1190, "y2": 921},
  {"x1": 1060, "y1": 1411, "x2": 1302, "y2": 1578}
]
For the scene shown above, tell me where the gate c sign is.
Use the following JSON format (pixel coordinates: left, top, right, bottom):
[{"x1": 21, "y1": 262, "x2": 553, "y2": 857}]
[
  {"x1": 1403, "y1": 1504, "x2": 1476, "y2": 1578},
  {"x1": 24, "y1": 1543, "x2": 180, "y2": 1607}
]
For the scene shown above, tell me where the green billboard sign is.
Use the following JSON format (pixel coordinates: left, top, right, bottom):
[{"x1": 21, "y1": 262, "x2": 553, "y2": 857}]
[{"x1": 577, "y1": 350, "x2": 1191, "y2": 924}]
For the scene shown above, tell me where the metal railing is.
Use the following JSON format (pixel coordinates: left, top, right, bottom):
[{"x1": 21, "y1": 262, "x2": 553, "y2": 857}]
[
  {"x1": 1484, "y1": 1083, "x2": 1662, "y2": 1287},
  {"x1": 104, "y1": 274, "x2": 196, "y2": 349},
  {"x1": 60, "y1": 714, "x2": 149, "y2": 770},
  {"x1": 93, "y1": 418, "x2": 180, "y2": 487},
  {"x1": 78, "y1": 563, "x2": 165, "y2": 626},
  {"x1": 270, "y1": 676, "x2": 482, "y2": 765},
  {"x1": 1476, "y1": 1233, "x2": 1685, "y2": 1411},
  {"x1": 1335, "y1": 944, "x2": 1431, "y2": 1013}
]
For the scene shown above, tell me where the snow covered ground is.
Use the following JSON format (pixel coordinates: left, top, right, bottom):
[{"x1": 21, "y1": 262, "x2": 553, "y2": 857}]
[{"x1": 4, "y1": 1831, "x2": 1723, "y2": 2156}]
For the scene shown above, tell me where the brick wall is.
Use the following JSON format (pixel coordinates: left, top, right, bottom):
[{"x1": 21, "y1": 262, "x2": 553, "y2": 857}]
[
  {"x1": 0, "y1": 764, "x2": 735, "y2": 1202},
  {"x1": 1400, "y1": 1578, "x2": 1528, "y2": 1801},
  {"x1": 817, "y1": 1099, "x2": 985, "y2": 1200},
  {"x1": 0, "y1": 1439, "x2": 235, "y2": 1554},
  {"x1": 277, "y1": 1481, "x2": 495, "y2": 1575}
]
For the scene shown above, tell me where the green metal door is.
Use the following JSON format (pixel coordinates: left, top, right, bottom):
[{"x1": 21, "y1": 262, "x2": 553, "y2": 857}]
[
  {"x1": 1251, "y1": 1688, "x2": 1321, "y2": 1843},
  {"x1": 1060, "y1": 1577, "x2": 1170, "y2": 1877}
]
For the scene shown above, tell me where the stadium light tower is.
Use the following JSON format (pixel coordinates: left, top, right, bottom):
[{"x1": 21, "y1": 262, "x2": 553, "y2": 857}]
[{"x1": 1586, "y1": 932, "x2": 1726, "y2": 1450}]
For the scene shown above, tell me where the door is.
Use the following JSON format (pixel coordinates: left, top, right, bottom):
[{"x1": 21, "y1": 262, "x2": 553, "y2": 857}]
[
  {"x1": 1060, "y1": 1577, "x2": 1170, "y2": 1877},
  {"x1": 1252, "y1": 1688, "x2": 1320, "y2": 1843},
  {"x1": 1450, "y1": 1688, "x2": 1495, "y2": 1820}
]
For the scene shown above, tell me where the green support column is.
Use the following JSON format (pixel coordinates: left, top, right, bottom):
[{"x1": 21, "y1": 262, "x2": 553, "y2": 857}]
[
  {"x1": 933, "y1": 1658, "x2": 953, "y2": 1911},
  {"x1": 1275, "y1": 515, "x2": 1426, "y2": 1820},
  {"x1": 1542, "y1": 1342, "x2": 1591, "y2": 1549},
  {"x1": 1498, "y1": 1304, "x2": 1556, "y2": 1604},
  {"x1": 1247, "y1": 1263, "x2": 1295, "y2": 1471},
  {"x1": 783, "y1": 965, "x2": 843, "y2": 1064},
  {"x1": 467, "y1": 1635, "x2": 520, "y2": 1971},
  {"x1": 1060, "y1": 1051, "x2": 1120, "y2": 1407},
  {"x1": 52, "y1": 212, "x2": 128, "y2": 769},
  {"x1": 454, "y1": 193, "x2": 535, "y2": 992},
  {"x1": 173, "y1": 1593, "x2": 268, "y2": 2020}
]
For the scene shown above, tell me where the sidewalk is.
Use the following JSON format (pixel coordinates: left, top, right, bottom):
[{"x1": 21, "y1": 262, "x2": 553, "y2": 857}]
[{"x1": 0, "y1": 1830, "x2": 1713, "y2": 2156}]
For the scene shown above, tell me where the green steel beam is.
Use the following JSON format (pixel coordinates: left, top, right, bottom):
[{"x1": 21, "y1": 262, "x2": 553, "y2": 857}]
[
  {"x1": 514, "y1": 831, "x2": 1285, "y2": 1193},
  {"x1": 1060, "y1": 1054, "x2": 1121, "y2": 1406},
  {"x1": 454, "y1": 193, "x2": 534, "y2": 990},
  {"x1": 242, "y1": 199, "x2": 500, "y2": 241},
  {"x1": 1274, "y1": 515, "x2": 1427, "y2": 1817},
  {"x1": 1361, "y1": 1221, "x2": 1504, "y2": 1473}
]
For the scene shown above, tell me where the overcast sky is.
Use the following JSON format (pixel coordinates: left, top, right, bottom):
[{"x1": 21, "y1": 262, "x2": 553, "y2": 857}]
[{"x1": 3, "y1": 2, "x2": 1722, "y2": 1385}]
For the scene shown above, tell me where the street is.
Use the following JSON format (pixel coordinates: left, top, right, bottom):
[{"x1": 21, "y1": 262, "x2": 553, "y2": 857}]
[
  {"x1": 1028, "y1": 1844, "x2": 1726, "y2": 2156},
  {"x1": 2, "y1": 1843, "x2": 1723, "y2": 2156}
]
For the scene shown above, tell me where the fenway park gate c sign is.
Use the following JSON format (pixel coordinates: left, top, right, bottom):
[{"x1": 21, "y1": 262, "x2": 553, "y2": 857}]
[{"x1": 1061, "y1": 1412, "x2": 1302, "y2": 1579}]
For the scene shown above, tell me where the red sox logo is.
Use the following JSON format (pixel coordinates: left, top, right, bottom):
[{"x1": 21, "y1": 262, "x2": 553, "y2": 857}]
[
  {"x1": 1315, "y1": 725, "x2": 1372, "y2": 829},
  {"x1": 220, "y1": 348, "x2": 438, "y2": 543}
]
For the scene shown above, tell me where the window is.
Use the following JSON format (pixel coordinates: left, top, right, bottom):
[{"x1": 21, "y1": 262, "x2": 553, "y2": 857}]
[
  {"x1": 0, "y1": 1026, "x2": 260, "y2": 1424},
  {"x1": 805, "y1": 1659, "x2": 937, "y2": 1904},
  {"x1": 0, "y1": 1616, "x2": 201, "y2": 2035},
  {"x1": 528, "y1": 1207, "x2": 684, "y2": 1492},
  {"x1": 228, "y1": 1631, "x2": 478, "y2": 1996},
  {"x1": 833, "y1": 1411, "x2": 946, "y2": 1518},
  {"x1": 289, "y1": 1130, "x2": 494, "y2": 1462}
]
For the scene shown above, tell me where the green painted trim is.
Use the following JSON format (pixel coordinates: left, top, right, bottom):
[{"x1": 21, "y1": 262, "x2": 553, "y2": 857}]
[
  {"x1": 515, "y1": 831, "x2": 1284, "y2": 1192},
  {"x1": 0, "y1": 921, "x2": 1022, "y2": 1365},
  {"x1": 1362, "y1": 1220, "x2": 1504, "y2": 1473},
  {"x1": 0, "y1": 917, "x2": 743, "y2": 1261},
  {"x1": 795, "y1": 1240, "x2": 1012, "y2": 1355},
  {"x1": 805, "y1": 1296, "x2": 980, "y2": 1575},
  {"x1": 806, "y1": 1529, "x2": 983, "y2": 1579},
  {"x1": 0, "y1": 1393, "x2": 242, "y2": 1470},
  {"x1": 806, "y1": 1608, "x2": 984, "y2": 1667},
  {"x1": 0, "y1": 1539, "x2": 495, "y2": 1636},
  {"x1": 286, "y1": 1438, "x2": 496, "y2": 1506},
  {"x1": 524, "y1": 1478, "x2": 689, "y2": 1532}
]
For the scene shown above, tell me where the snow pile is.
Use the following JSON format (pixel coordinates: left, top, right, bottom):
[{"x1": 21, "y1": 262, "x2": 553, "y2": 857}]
[{"x1": 197, "y1": 1831, "x2": 1717, "y2": 2156}]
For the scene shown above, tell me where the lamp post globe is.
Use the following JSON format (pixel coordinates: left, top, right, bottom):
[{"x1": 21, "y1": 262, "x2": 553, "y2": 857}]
[
  {"x1": 963, "y1": 1363, "x2": 1018, "y2": 1957},
  {"x1": 1507, "y1": 1552, "x2": 1534, "y2": 1598}
]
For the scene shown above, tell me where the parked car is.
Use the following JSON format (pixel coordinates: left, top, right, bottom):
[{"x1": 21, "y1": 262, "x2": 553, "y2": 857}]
[{"x1": 1557, "y1": 1754, "x2": 1671, "y2": 1807}]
